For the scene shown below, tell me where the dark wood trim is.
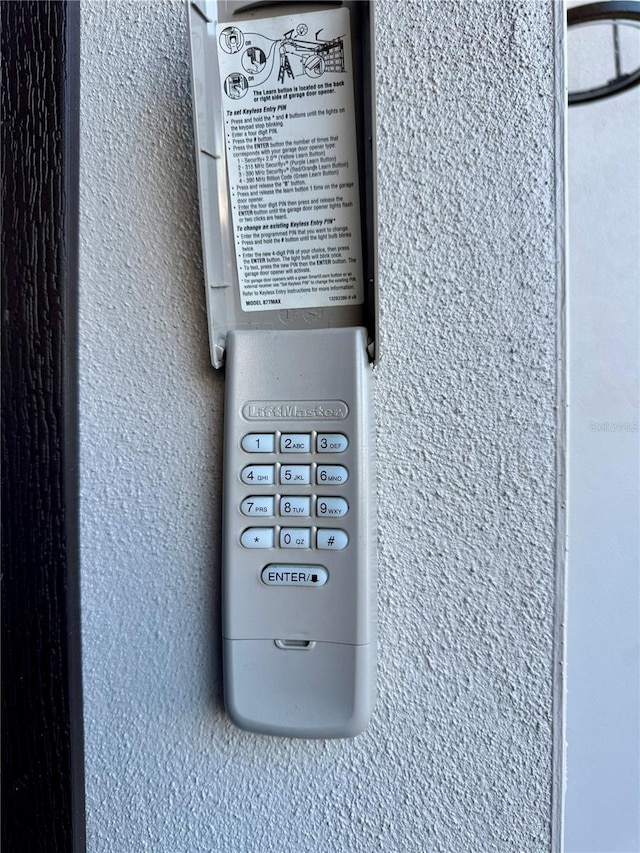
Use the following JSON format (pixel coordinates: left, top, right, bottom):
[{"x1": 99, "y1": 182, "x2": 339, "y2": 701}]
[{"x1": 1, "y1": 2, "x2": 86, "y2": 850}]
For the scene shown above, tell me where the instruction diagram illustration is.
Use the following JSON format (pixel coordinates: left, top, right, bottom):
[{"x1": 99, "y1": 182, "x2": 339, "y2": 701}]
[
  {"x1": 214, "y1": 7, "x2": 364, "y2": 313},
  {"x1": 219, "y1": 20, "x2": 346, "y2": 100}
]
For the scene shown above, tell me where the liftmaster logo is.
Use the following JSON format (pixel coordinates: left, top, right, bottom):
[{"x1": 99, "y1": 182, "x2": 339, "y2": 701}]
[{"x1": 243, "y1": 400, "x2": 348, "y2": 420}]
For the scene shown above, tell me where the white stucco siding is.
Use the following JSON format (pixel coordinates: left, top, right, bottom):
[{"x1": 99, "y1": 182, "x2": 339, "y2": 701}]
[{"x1": 80, "y1": 2, "x2": 561, "y2": 850}]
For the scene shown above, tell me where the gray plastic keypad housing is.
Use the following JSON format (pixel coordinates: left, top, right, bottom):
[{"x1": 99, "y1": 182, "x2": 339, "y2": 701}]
[
  {"x1": 187, "y1": 0, "x2": 378, "y2": 737},
  {"x1": 223, "y1": 326, "x2": 376, "y2": 737}
]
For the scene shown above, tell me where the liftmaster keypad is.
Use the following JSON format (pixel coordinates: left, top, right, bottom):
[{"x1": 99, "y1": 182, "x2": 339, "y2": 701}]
[{"x1": 188, "y1": 0, "x2": 377, "y2": 737}]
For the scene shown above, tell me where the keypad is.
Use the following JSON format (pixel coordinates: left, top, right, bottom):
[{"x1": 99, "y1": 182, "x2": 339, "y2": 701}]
[
  {"x1": 280, "y1": 465, "x2": 311, "y2": 485},
  {"x1": 317, "y1": 529, "x2": 349, "y2": 550},
  {"x1": 241, "y1": 465, "x2": 275, "y2": 485},
  {"x1": 240, "y1": 528, "x2": 275, "y2": 549},
  {"x1": 280, "y1": 528, "x2": 311, "y2": 549},
  {"x1": 280, "y1": 433, "x2": 311, "y2": 453},
  {"x1": 316, "y1": 497, "x2": 348, "y2": 517},
  {"x1": 261, "y1": 565, "x2": 328, "y2": 587},
  {"x1": 280, "y1": 496, "x2": 311, "y2": 517},
  {"x1": 241, "y1": 496, "x2": 275, "y2": 517},
  {"x1": 317, "y1": 465, "x2": 348, "y2": 485},
  {"x1": 239, "y1": 431, "x2": 350, "y2": 553},
  {"x1": 241, "y1": 433, "x2": 275, "y2": 453},
  {"x1": 317, "y1": 433, "x2": 348, "y2": 453}
]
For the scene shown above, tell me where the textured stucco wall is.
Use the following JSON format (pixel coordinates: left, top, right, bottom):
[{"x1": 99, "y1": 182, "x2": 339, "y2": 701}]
[{"x1": 80, "y1": 2, "x2": 561, "y2": 851}]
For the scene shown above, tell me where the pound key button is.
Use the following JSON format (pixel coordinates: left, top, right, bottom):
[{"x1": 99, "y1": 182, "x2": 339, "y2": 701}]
[{"x1": 317, "y1": 529, "x2": 348, "y2": 550}]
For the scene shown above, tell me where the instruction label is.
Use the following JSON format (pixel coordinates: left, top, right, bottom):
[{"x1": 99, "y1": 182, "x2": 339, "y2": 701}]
[{"x1": 216, "y1": 9, "x2": 364, "y2": 312}]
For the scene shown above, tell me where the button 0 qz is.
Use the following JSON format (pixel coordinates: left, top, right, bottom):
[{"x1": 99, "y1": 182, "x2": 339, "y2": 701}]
[{"x1": 280, "y1": 528, "x2": 311, "y2": 549}]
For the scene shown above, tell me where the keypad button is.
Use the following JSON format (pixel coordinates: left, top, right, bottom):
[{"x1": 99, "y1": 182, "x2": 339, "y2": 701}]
[
  {"x1": 317, "y1": 433, "x2": 348, "y2": 453},
  {"x1": 280, "y1": 465, "x2": 311, "y2": 485},
  {"x1": 241, "y1": 496, "x2": 275, "y2": 517},
  {"x1": 241, "y1": 433, "x2": 275, "y2": 453},
  {"x1": 241, "y1": 528, "x2": 275, "y2": 549},
  {"x1": 241, "y1": 465, "x2": 275, "y2": 485},
  {"x1": 316, "y1": 497, "x2": 348, "y2": 518},
  {"x1": 317, "y1": 529, "x2": 349, "y2": 550},
  {"x1": 280, "y1": 433, "x2": 311, "y2": 453},
  {"x1": 280, "y1": 496, "x2": 311, "y2": 517},
  {"x1": 261, "y1": 565, "x2": 328, "y2": 587},
  {"x1": 317, "y1": 465, "x2": 348, "y2": 485},
  {"x1": 280, "y1": 528, "x2": 311, "y2": 549}
]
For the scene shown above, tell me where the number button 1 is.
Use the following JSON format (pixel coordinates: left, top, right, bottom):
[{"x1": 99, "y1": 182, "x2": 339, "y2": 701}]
[{"x1": 241, "y1": 433, "x2": 275, "y2": 453}]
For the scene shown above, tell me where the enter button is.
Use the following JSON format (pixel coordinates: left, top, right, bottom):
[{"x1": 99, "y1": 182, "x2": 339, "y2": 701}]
[{"x1": 261, "y1": 565, "x2": 328, "y2": 587}]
